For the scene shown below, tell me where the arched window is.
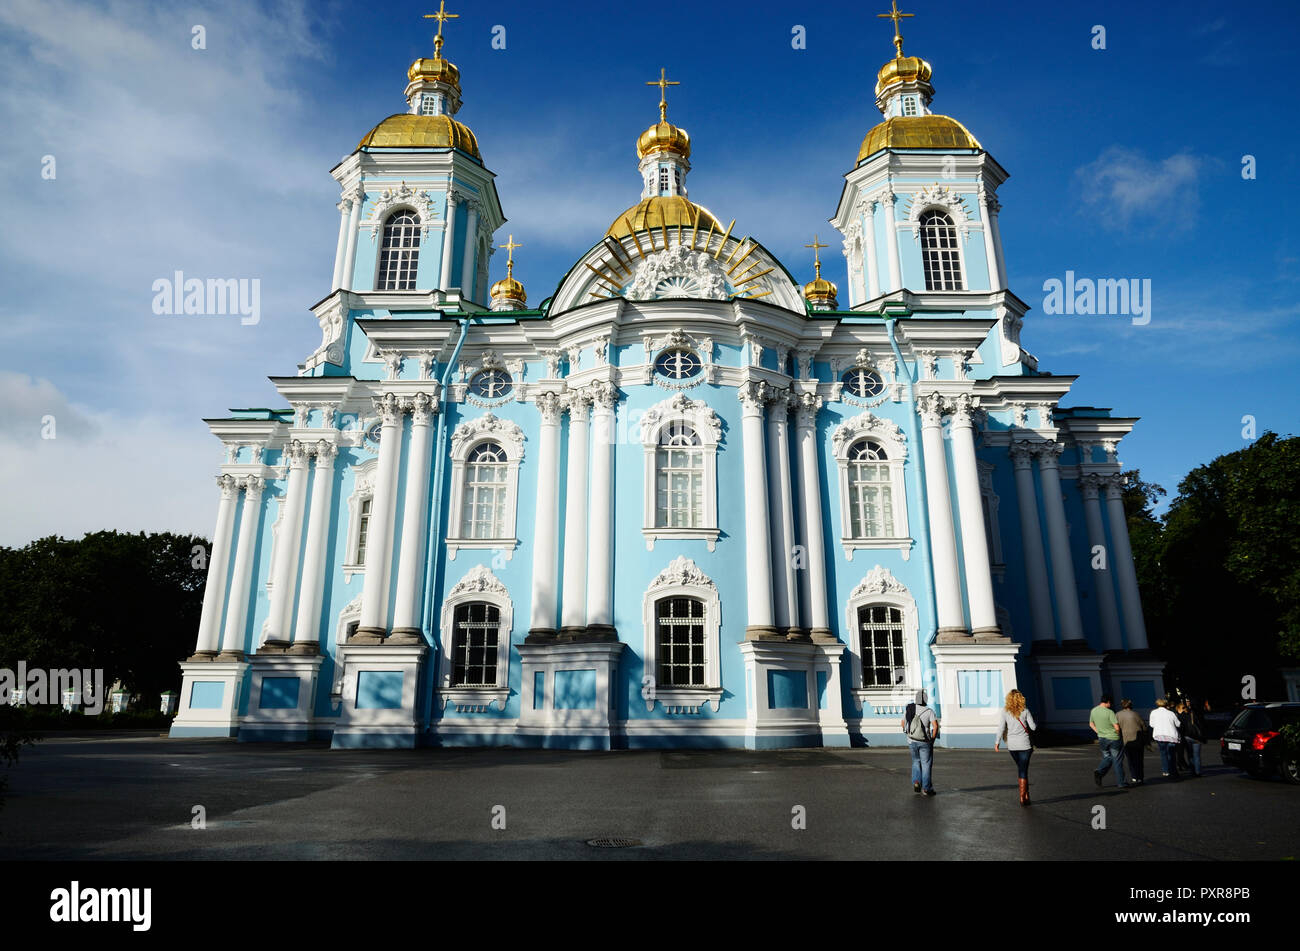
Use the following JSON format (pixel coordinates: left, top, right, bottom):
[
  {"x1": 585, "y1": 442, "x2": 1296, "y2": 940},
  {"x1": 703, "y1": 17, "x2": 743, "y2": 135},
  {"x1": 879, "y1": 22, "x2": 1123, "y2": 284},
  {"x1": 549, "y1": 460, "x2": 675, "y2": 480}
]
[
  {"x1": 847, "y1": 439, "x2": 894, "y2": 538},
  {"x1": 377, "y1": 210, "x2": 420, "y2": 290},
  {"x1": 656, "y1": 422, "x2": 703, "y2": 528},
  {"x1": 655, "y1": 596, "x2": 705, "y2": 687},
  {"x1": 919, "y1": 210, "x2": 963, "y2": 291},
  {"x1": 857, "y1": 603, "x2": 906, "y2": 688},
  {"x1": 845, "y1": 566, "x2": 920, "y2": 708},
  {"x1": 461, "y1": 442, "x2": 509, "y2": 539},
  {"x1": 450, "y1": 601, "x2": 501, "y2": 687}
]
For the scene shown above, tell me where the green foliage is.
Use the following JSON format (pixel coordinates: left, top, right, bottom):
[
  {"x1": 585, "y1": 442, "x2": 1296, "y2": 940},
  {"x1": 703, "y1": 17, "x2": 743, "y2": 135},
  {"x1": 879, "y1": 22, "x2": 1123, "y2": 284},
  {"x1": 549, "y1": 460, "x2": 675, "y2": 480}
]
[
  {"x1": 0, "y1": 530, "x2": 209, "y2": 706},
  {"x1": 1128, "y1": 433, "x2": 1300, "y2": 703}
]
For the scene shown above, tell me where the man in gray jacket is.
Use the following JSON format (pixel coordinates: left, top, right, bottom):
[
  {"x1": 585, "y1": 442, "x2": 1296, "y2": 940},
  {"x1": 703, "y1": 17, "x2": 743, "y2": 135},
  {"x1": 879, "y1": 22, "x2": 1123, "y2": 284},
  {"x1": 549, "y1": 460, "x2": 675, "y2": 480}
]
[{"x1": 901, "y1": 689, "x2": 940, "y2": 796}]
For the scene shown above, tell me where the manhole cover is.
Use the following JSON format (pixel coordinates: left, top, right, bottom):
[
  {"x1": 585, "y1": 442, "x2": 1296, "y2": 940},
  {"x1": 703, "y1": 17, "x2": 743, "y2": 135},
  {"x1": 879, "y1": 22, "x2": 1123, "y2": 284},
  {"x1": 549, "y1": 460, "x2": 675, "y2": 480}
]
[{"x1": 585, "y1": 837, "x2": 642, "y2": 849}]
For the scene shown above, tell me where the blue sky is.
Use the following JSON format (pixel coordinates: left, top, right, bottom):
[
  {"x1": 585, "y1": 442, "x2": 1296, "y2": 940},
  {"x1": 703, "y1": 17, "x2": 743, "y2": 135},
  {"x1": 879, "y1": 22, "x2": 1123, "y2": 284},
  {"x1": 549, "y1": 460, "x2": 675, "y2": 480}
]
[{"x1": 1, "y1": 0, "x2": 1297, "y2": 544}]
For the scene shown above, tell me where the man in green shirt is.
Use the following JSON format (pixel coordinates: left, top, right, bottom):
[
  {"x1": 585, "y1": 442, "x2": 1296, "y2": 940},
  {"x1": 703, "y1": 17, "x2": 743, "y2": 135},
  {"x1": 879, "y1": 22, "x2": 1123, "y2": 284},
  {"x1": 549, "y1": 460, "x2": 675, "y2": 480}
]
[{"x1": 1089, "y1": 695, "x2": 1126, "y2": 788}]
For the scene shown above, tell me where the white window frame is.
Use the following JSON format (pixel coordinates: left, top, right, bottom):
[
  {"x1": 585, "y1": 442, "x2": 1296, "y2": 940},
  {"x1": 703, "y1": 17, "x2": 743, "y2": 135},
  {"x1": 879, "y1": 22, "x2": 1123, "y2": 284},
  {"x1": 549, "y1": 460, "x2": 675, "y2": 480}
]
[
  {"x1": 641, "y1": 556, "x2": 723, "y2": 713},
  {"x1": 845, "y1": 566, "x2": 921, "y2": 712},
  {"x1": 446, "y1": 413, "x2": 525, "y2": 560},
  {"x1": 638, "y1": 394, "x2": 721, "y2": 551},
  {"x1": 831, "y1": 411, "x2": 912, "y2": 559},
  {"x1": 373, "y1": 208, "x2": 423, "y2": 291},
  {"x1": 918, "y1": 209, "x2": 967, "y2": 291},
  {"x1": 437, "y1": 564, "x2": 512, "y2": 712},
  {"x1": 341, "y1": 459, "x2": 378, "y2": 581}
]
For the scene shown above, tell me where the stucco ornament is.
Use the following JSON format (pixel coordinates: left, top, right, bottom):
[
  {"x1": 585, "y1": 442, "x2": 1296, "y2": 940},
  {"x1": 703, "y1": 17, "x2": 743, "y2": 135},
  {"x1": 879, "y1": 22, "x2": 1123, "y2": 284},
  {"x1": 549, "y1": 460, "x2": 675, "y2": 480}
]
[
  {"x1": 850, "y1": 565, "x2": 909, "y2": 600},
  {"x1": 627, "y1": 244, "x2": 728, "y2": 301},
  {"x1": 450, "y1": 413, "x2": 525, "y2": 459},
  {"x1": 366, "y1": 182, "x2": 438, "y2": 239},
  {"x1": 640, "y1": 393, "x2": 722, "y2": 443},
  {"x1": 831, "y1": 411, "x2": 906, "y2": 460},
  {"x1": 905, "y1": 184, "x2": 971, "y2": 240},
  {"x1": 448, "y1": 563, "x2": 508, "y2": 598},
  {"x1": 647, "y1": 555, "x2": 716, "y2": 592}
]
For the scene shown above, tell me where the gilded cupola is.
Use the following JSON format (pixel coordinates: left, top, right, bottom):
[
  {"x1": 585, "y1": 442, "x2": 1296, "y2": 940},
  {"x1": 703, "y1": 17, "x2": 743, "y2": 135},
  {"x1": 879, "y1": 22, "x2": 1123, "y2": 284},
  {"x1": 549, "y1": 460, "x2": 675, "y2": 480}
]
[
  {"x1": 801, "y1": 236, "x2": 839, "y2": 310},
  {"x1": 490, "y1": 235, "x2": 528, "y2": 311}
]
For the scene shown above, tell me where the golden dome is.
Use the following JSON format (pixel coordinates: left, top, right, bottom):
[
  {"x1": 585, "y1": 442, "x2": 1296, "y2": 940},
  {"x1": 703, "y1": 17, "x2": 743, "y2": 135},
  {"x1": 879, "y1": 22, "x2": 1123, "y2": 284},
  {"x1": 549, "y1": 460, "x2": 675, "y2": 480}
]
[
  {"x1": 408, "y1": 56, "x2": 461, "y2": 91},
  {"x1": 358, "y1": 114, "x2": 480, "y2": 158},
  {"x1": 857, "y1": 115, "x2": 980, "y2": 163},
  {"x1": 803, "y1": 276, "x2": 838, "y2": 304},
  {"x1": 637, "y1": 120, "x2": 691, "y2": 160},
  {"x1": 876, "y1": 55, "x2": 932, "y2": 95},
  {"x1": 491, "y1": 276, "x2": 526, "y2": 304},
  {"x1": 606, "y1": 196, "x2": 720, "y2": 239}
]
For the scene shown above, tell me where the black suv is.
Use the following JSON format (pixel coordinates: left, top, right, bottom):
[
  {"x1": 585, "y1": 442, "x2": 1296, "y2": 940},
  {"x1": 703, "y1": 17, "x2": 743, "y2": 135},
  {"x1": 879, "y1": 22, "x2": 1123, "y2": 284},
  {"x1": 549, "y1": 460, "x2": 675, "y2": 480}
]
[{"x1": 1220, "y1": 702, "x2": 1300, "y2": 784}]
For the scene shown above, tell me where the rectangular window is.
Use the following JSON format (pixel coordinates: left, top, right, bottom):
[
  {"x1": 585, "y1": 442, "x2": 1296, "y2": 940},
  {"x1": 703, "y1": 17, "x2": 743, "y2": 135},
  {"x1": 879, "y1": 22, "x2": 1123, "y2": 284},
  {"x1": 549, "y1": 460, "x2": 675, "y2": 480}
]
[
  {"x1": 656, "y1": 597, "x2": 705, "y2": 687},
  {"x1": 902, "y1": 96, "x2": 918, "y2": 116},
  {"x1": 859, "y1": 605, "x2": 905, "y2": 687},
  {"x1": 420, "y1": 95, "x2": 438, "y2": 116},
  {"x1": 451, "y1": 602, "x2": 500, "y2": 687},
  {"x1": 658, "y1": 167, "x2": 670, "y2": 194},
  {"x1": 356, "y1": 498, "x2": 372, "y2": 564}
]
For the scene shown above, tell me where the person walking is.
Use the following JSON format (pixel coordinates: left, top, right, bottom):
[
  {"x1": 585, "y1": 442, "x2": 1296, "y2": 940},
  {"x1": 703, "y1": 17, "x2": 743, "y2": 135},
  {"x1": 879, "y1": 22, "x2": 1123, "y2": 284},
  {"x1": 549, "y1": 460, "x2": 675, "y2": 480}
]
[
  {"x1": 901, "y1": 689, "x2": 939, "y2": 796},
  {"x1": 1177, "y1": 699, "x2": 1205, "y2": 777},
  {"x1": 1116, "y1": 698, "x2": 1146, "y2": 786},
  {"x1": 994, "y1": 688, "x2": 1037, "y2": 805},
  {"x1": 1149, "y1": 697, "x2": 1182, "y2": 780},
  {"x1": 1089, "y1": 694, "x2": 1126, "y2": 788}
]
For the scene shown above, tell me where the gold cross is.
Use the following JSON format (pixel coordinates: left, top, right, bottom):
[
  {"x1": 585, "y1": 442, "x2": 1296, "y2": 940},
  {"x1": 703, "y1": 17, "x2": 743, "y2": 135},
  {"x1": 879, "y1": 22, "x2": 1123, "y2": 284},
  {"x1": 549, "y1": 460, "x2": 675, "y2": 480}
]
[
  {"x1": 423, "y1": 2, "x2": 459, "y2": 57},
  {"x1": 646, "y1": 67, "x2": 680, "y2": 123},
  {"x1": 500, "y1": 234, "x2": 521, "y2": 277},
  {"x1": 805, "y1": 235, "x2": 828, "y2": 278},
  {"x1": 877, "y1": 0, "x2": 914, "y2": 58}
]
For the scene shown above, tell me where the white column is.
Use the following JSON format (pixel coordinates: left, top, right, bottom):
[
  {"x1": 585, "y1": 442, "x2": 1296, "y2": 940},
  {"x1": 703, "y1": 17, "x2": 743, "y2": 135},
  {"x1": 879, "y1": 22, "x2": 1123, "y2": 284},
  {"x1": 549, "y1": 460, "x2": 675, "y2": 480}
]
[
  {"x1": 528, "y1": 392, "x2": 564, "y2": 636},
  {"x1": 766, "y1": 393, "x2": 799, "y2": 636},
  {"x1": 356, "y1": 393, "x2": 405, "y2": 641},
  {"x1": 862, "y1": 204, "x2": 881, "y2": 299},
  {"x1": 949, "y1": 395, "x2": 1000, "y2": 637},
  {"x1": 193, "y1": 474, "x2": 239, "y2": 657},
  {"x1": 390, "y1": 393, "x2": 437, "y2": 642},
  {"x1": 794, "y1": 393, "x2": 831, "y2": 638},
  {"x1": 1081, "y1": 473, "x2": 1124, "y2": 652},
  {"x1": 219, "y1": 476, "x2": 265, "y2": 658},
  {"x1": 842, "y1": 239, "x2": 858, "y2": 308},
  {"x1": 738, "y1": 381, "x2": 776, "y2": 638},
  {"x1": 1010, "y1": 442, "x2": 1056, "y2": 642},
  {"x1": 291, "y1": 442, "x2": 338, "y2": 652},
  {"x1": 988, "y1": 200, "x2": 1008, "y2": 289},
  {"x1": 1104, "y1": 475, "x2": 1150, "y2": 651},
  {"x1": 919, "y1": 394, "x2": 967, "y2": 639},
  {"x1": 439, "y1": 192, "x2": 458, "y2": 291},
  {"x1": 264, "y1": 440, "x2": 311, "y2": 648},
  {"x1": 340, "y1": 185, "x2": 363, "y2": 291},
  {"x1": 978, "y1": 186, "x2": 1002, "y2": 292},
  {"x1": 585, "y1": 384, "x2": 617, "y2": 637},
  {"x1": 561, "y1": 391, "x2": 591, "y2": 634},
  {"x1": 881, "y1": 191, "x2": 902, "y2": 293},
  {"x1": 459, "y1": 201, "x2": 479, "y2": 296},
  {"x1": 1037, "y1": 442, "x2": 1085, "y2": 643},
  {"x1": 331, "y1": 198, "x2": 352, "y2": 291}
]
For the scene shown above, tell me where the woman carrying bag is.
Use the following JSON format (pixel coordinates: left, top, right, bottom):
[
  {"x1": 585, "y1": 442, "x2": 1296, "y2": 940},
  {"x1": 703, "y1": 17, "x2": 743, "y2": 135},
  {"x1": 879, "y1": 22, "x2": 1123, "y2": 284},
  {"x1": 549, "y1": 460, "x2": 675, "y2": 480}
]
[{"x1": 994, "y1": 688, "x2": 1037, "y2": 806}]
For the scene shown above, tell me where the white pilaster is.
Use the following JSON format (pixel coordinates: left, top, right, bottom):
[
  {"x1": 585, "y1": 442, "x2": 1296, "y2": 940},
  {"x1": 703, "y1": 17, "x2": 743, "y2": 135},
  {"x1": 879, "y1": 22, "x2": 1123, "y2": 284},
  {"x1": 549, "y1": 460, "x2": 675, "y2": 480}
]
[
  {"x1": 949, "y1": 395, "x2": 1000, "y2": 637},
  {"x1": 219, "y1": 476, "x2": 265, "y2": 658},
  {"x1": 459, "y1": 201, "x2": 479, "y2": 297},
  {"x1": 1010, "y1": 442, "x2": 1056, "y2": 642},
  {"x1": 1037, "y1": 442, "x2": 1085, "y2": 643},
  {"x1": 356, "y1": 393, "x2": 405, "y2": 640},
  {"x1": 264, "y1": 439, "x2": 311, "y2": 648},
  {"x1": 528, "y1": 391, "x2": 564, "y2": 636},
  {"x1": 439, "y1": 192, "x2": 458, "y2": 291},
  {"x1": 766, "y1": 393, "x2": 799, "y2": 636},
  {"x1": 585, "y1": 384, "x2": 618, "y2": 636},
  {"x1": 988, "y1": 201, "x2": 1008, "y2": 289},
  {"x1": 918, "y1": 394, "x2": 967, "y2": 638},
  {"x1": 1104, "y1": 475, "x2": 1150, "y2": 651},
  {"x1": 390, "y1": 393, "x2": 437, "y2": 643},
  {"x1": 331, "y1": 197, "x2": 352, "y2": 291},
  {"x1": 978, "y1": 185, "x2": 1002, "y2": 292},
  {"x1": 863, "y1": 203, "x2": 881, "y2": 299},
  {"x1": 881, "y1": 191, "x2": 902, "y2": 293},
  {"x1": 1081, "y1": 474, "x2": 1124, "y2": 652},
  {"x1": 341, "y1": 185, "x2": 363, "y2": 291},
  {"x1": 794, "y1": 392, "x2": 831, "y2": 638},
  {"x1": 738, "y1": 381, "x2": 776, "y2": 637},
  {"x1": 560, "y1": 391, "x2": 591, "y2": 634},
  {"x1": 193, "y1": 474, "x2": 239, "y2": 658},
  {"x1": 291, "y1": 442, "x2": 338, "y2": 652}
]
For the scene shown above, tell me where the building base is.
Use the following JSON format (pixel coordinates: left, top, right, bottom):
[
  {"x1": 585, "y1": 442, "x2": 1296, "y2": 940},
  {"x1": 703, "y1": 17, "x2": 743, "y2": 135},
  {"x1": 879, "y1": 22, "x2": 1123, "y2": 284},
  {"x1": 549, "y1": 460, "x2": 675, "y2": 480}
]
[
  {"x1": 738, "y1": 640, "x2": 826, "y2": 750},
  {"x1": 513, "y1": 641, "x2": 625, "y2": 750},
  {"x1": 329, "y1": 642, "x2": 427, "y2": 750},
  {"x1": 1103, "y1": 654, "x2": 1168, "y2": 712},
  {"x1": 170, "y1": 660, "x2": 248, "y2": 738},
  {"x1": 931, "y1": 638, "x2": 1022, "y2": 746},
  {"x1": 1032, "y1": 647, "x2": 1104, "y2": 732},
  {"x1": 238, "y1": 653, "x2": 325, "y2": 743}
]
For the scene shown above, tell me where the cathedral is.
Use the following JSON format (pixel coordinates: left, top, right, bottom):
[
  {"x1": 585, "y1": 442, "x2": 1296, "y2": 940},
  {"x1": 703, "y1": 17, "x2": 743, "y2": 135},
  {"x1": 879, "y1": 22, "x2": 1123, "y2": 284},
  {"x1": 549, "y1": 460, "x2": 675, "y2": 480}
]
[{"x1": 170, "y1": 5, "x2": 1165, "y2": 749}]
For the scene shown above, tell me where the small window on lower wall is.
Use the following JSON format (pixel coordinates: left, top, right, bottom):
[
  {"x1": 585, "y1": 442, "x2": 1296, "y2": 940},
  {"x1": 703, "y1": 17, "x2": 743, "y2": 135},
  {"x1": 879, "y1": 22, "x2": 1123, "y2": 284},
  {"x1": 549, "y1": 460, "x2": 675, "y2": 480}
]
[
  {"x1": 641, "y1": 556, "x2": 723, "y2": 713},
  {"x1": 437, "y1": 564, "x2": 513, "y2": 712},
  {"x1": 451, "y1": 601, "x2": 501, "y2": 687},
  {"x1": 845, "y1": 566, "x2": 921, "y2": 714}
]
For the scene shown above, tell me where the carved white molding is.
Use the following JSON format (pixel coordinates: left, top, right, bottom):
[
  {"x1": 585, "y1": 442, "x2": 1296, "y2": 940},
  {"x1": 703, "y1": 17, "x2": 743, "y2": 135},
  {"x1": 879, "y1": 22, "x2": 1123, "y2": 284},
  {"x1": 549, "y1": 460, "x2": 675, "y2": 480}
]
[
  {"x1": 627, "y1": 244, "x2": 727, "y2": 301},
  {"x1": 647, "y1": 555, "x2": 717, "y2": 593},
  {"x1": 905, "y1": 184, "x2": 972, "y2": 240},
  {"x1": 448, "y1": 562, "x2": 508, "y2": 598},
  {"x1": 449, "y1": 412, "x2": 526, "y2": 461},
  {"x1": 830, "y1": 411, "x2": 907, "y2": 461},
  {"x1": 850, "y1": 565, "x2": 910, "y2": 600},
  {"x1": 641, "y1": 557, "x2": 723, "y2": 713},
  {"x1": 639, "y1": 393, "x2": 722, "y2": 445},
  {"x1": 366, "y1": 182, "x2": 439, "y2": 239}
]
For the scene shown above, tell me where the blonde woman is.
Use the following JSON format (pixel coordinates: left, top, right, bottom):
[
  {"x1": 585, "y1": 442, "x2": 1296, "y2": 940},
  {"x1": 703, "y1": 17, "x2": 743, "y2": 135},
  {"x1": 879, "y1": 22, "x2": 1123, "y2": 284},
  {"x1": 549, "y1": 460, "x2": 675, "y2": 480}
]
[{"x1": 994, "y1": 689, "x2": 1037, "y2": 806}]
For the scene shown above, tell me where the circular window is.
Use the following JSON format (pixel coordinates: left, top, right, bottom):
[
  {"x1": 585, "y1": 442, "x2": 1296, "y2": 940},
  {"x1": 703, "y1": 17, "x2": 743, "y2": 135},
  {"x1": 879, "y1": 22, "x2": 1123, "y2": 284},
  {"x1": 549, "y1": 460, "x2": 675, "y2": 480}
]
[
  {"x1": 841, "y1": 368, "x2": 885, "y2": 399},
  {"x1": 654, "y1": 349, "x2": 702, "y2": 380},
  {"x1": 469, "y1": 368, "x2": 513, "y2": 400},
  {"x1": 363, "y1": 421, "x2": 383, "y2": 448}
]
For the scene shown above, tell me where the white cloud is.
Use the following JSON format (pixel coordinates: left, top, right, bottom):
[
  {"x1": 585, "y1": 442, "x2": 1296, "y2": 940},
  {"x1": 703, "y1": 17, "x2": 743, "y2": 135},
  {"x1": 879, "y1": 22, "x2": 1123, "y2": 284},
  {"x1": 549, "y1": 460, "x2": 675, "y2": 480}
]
[{"x1": 1073, "y1": 146, "x2": 1204, "y2": 231}]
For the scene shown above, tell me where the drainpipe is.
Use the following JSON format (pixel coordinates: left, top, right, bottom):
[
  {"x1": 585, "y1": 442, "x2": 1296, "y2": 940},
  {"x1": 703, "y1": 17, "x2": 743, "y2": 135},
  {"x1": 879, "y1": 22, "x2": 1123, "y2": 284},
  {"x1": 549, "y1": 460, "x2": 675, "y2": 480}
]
[
  {"x1": 419, "y1": 316, "x2": 473, "y2": 737},
  {"x1": 885, "y1": 317, "x2": 943, "y2": 717}
]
